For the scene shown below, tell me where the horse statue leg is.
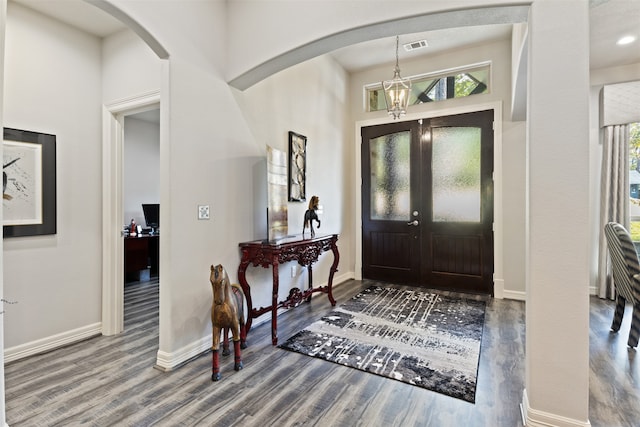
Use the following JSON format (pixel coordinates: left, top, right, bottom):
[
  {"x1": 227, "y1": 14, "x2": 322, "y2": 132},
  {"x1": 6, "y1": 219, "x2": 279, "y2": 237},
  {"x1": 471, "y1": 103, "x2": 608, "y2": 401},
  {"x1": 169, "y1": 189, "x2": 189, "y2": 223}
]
[
  {"x1": 222, "y1": 326, "x2": 231, "y2": 356},
  {"x1": 211, "y1": 325, "x2": 222, "y2": 381},
  {"x1": 230, "y1": 320, "x2": 243, "y2": 371},
  {"x1": 232, "y1": 283, "x2": 248, "y2": 349},
  {"x1": 230, "y1": 283, "x2": 245, "y2": 370}
]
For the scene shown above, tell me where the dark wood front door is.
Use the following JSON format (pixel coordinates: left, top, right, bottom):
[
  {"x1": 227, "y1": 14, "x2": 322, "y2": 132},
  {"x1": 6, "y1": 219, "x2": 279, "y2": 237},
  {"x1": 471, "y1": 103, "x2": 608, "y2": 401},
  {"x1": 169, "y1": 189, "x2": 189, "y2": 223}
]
[{"x1": 361, "y1": 110, "x2": 494, "y2": 294}]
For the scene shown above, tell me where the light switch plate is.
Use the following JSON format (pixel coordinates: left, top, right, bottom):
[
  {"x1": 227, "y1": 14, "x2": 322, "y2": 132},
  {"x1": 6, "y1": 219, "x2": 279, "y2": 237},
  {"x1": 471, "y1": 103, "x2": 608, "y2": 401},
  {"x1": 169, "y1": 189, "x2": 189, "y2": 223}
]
[{"x1": 198, "y1": 205, "x2": 210, "y2": 220}]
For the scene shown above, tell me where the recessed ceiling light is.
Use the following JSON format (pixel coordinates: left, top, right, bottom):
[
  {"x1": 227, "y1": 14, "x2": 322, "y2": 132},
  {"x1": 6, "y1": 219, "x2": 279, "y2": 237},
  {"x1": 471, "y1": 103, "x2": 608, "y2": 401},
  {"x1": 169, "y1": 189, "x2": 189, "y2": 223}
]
[{"x1": 617, "y1": 35, "x2": 637, "y2": 45}]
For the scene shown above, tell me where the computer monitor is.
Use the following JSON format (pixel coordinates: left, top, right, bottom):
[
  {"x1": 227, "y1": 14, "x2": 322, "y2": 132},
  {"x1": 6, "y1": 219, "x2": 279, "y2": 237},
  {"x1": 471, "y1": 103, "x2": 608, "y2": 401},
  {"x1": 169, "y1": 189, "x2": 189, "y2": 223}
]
[{"x1": 142, "y1": 203, "x2": 159, "y2": 233}]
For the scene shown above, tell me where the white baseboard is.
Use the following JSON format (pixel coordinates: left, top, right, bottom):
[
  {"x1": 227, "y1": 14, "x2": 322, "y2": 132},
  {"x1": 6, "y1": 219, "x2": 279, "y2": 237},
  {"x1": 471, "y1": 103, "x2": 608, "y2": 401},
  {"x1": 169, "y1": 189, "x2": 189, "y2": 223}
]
[
  {"x1": 522, "y1": 389, "x2": 591, "y2": 427},
  {"x1": 155, "y1": 272, "x2": 356, "y2": 371},
  {"x1": 494, "y1": 278, "x2": 505, "y2": 298},
  {"x1": 503, "y1": 289, "x2": 526, "y2": 301},
  {"x1": 155, "y1": 335, "x2": 210, "y2": 372},
  {"x1": 4, "y1": 322, "x2": 102, "y2": 363}
]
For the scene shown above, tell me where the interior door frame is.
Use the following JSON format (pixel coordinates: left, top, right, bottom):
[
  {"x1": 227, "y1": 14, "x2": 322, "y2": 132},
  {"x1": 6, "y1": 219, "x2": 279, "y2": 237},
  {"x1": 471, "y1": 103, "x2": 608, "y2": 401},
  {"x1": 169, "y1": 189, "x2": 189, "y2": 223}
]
[
  {"x1": 102, "y1": 90, "x2": 160, "y2": 336},
  {"x1": 355, "y1": 101, "x2": 505, "y2": 297}
]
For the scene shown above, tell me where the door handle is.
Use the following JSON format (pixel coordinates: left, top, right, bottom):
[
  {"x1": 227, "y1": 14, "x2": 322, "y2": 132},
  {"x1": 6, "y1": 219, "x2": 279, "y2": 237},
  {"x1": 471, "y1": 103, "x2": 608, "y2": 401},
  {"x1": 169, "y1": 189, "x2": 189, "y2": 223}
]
[{"x1": 407, "y1": 220, "x2": 419, "y2": 226}]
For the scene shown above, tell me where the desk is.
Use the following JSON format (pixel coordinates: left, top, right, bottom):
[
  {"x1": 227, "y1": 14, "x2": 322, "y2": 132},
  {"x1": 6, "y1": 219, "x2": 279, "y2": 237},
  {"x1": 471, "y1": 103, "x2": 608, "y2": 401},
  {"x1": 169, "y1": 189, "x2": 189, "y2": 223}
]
[
  {"x1": 238, "y1": 233, "x2": 339, "y2": 345},
  {"x1": 124, "y1": 235, "x2": 159, "y2": 280}
]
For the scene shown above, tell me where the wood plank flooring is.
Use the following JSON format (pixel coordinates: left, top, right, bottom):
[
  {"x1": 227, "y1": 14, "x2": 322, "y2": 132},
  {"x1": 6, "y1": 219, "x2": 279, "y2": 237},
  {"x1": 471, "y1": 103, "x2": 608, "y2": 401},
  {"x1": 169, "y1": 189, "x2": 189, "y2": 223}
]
[{"x1": 3, "y1": 279, "x2": 635, "y2": 426}]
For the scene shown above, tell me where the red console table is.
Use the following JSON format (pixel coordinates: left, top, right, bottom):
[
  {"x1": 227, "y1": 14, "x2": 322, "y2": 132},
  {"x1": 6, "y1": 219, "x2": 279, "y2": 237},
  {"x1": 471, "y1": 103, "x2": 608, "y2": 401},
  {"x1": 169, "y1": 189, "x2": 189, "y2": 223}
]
[{"x1": 238, "y1": 233, "x2": 339, "y2": 345}]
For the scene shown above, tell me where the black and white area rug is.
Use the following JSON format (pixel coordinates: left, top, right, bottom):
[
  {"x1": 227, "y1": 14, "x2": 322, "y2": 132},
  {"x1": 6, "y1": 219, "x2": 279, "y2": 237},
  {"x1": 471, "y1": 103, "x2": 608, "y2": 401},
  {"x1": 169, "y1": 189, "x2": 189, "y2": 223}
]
[{"x1": 279, "y1": 285, "x2": 486, "y2": 403}]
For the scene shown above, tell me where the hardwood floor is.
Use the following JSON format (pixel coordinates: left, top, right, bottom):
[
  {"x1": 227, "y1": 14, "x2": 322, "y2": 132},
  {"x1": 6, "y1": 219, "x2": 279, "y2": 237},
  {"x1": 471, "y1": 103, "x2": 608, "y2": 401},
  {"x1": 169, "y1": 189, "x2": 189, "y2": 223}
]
[
  {"x1": 589, "y1": 297, "x2": 640, "y2": 427},
  {"x1": 3, "y1": 279, "x2": 635, "y2": 426}
]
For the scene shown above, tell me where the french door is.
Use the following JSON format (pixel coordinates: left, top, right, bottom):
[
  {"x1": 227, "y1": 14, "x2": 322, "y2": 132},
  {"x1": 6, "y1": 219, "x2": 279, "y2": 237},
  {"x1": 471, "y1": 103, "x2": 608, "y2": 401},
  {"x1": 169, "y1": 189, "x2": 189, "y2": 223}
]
[{"x1": 361, "y1": 110, "x2": 494, "y2": 294}]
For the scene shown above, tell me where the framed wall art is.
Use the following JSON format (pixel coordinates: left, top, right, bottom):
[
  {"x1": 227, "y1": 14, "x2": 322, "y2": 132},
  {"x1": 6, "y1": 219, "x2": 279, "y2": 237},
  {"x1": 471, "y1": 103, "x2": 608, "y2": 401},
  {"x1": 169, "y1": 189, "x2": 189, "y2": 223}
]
[
  {"x1": 288, "y1": 131, "x2": 306, "y2": 202},
  {"x1": 3, "y1": 128, "x2": 56, "y2": 238}
]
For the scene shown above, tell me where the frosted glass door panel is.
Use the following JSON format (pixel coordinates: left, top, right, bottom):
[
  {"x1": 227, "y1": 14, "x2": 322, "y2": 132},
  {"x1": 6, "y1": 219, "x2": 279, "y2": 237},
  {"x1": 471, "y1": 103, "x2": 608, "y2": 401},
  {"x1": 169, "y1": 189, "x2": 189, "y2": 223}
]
[
  {"x1": 370, "y1": 131, "x2": 410, "y2": 220},
  {"x1": 432, "y1": 127, "x2": 481, "y2": 222}
]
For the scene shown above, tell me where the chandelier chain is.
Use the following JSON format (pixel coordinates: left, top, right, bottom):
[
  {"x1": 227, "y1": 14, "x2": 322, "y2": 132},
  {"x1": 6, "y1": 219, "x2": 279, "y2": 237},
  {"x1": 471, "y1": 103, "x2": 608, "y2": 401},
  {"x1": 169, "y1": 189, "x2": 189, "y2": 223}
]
[{"x1": 395, "y1": 35, "x2": 399, "y2": 68}]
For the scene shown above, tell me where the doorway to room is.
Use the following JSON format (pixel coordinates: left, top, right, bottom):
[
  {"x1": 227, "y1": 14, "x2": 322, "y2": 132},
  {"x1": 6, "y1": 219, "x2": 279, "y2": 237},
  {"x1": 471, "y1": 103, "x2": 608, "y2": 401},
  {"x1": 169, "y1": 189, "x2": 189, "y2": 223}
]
[
  {"x1": 121, "y1": 109, "x2": 160, "y2": 333},
  {"x1": 123, "y1": 110, "x2": 160, "y2": 286},
  {"x1": 361, "y1": 109, "x2": 494, "y2": 294},
  {"x1": 102, "y1": 92, "x2": 161, "y2": 336}
]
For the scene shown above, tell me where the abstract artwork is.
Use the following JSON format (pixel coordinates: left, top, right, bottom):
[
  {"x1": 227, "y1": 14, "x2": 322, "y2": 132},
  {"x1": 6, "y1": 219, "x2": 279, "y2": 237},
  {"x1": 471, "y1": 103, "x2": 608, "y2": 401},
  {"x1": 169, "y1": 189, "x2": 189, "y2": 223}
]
[
  {"x1": 3, "y1": 128, "x2": 56, "y2": 237},
  {"x1": 288, "y1": 131, "x2": 306, "y2": 202}
]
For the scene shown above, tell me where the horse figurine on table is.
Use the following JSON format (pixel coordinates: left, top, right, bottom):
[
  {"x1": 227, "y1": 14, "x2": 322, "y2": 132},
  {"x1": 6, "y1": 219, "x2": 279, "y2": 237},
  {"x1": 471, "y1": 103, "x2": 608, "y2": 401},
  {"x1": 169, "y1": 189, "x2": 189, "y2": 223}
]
[
  {"x1": 210, "y1": 264, "x2": 247, "y2": 381},
  {"x1": 302, "y1": 195, "x2": 321, "y2": 237}
]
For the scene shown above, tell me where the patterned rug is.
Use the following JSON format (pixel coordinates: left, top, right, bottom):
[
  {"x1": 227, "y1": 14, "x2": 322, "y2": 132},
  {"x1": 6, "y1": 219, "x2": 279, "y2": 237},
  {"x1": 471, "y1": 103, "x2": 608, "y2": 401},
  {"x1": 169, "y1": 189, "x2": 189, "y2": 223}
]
[{"x1": 279, "y1": 285, "x2": 486, "y2": 403}]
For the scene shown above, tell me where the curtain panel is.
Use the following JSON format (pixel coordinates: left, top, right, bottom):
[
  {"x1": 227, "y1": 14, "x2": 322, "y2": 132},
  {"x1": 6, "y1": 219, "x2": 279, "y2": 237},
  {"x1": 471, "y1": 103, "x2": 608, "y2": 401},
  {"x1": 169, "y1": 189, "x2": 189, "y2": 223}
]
[{"x1": 598, "y1": 124, "x2": 630, "y2": 299}]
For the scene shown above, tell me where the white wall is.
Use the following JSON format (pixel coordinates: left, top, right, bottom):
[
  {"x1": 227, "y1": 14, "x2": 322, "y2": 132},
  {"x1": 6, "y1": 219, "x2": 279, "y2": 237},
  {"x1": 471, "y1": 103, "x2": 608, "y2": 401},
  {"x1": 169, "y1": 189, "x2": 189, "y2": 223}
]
[
  {"x1": 0, "y1": 1, "x2": 604, "y2": 424},
  {"x1": 225, "y1": 2, "x2": 591, "y2": 425},
  {"x1": 524, "y1": 2, "x2": 590, "y2": 423},
  {"x1": 123, "y1": 116, "x2": 160, "y2": 228},
  {"x1": 3, "y1": 2, "x2": 103, "y2": 349},
  {"x1": 0, "y1": 0, "x2": 7, "y2": 423},
  {"x1": 2, "y1": 0, "x2": 354, "y2": 369},
  {"x1": 238, "y1": 54, "x2": 353, "y2": 313},
  {"x1": 225, "y1": 0, "x2": 525, "y2": 85},
  {"x1": 107, "y1": 0, "x2": 354, "y2": 365},
  {"x1": 2, "y1": 9, "x2": 163, "y2": 358},
  {"x1": 102, "y1": 28, "x2": 160, "y2": 104}
]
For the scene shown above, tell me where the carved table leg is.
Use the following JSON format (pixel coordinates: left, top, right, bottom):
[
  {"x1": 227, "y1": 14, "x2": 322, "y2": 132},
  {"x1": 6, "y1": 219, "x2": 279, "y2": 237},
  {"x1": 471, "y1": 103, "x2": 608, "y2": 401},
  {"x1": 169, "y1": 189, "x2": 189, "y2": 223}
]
[
  {"x1": 306, "y1": 264, "x2": 313, "y2": 303},
  {"x1": 237, "y1": 254, "x2": 254, "y2": 333},
  {"x1": 328, "y1": 237, "x2": 340, "y2": 306},
  {"x1": 271, "y1": 259, "x2": 279, "y2": 345}
]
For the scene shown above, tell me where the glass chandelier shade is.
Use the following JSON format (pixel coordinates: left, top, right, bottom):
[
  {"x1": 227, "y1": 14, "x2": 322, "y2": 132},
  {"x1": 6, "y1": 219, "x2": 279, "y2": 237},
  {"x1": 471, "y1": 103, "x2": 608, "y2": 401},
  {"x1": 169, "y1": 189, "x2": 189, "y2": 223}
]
[{"x1": 382, "y1": 36, "x2": 411, "y2": 120}]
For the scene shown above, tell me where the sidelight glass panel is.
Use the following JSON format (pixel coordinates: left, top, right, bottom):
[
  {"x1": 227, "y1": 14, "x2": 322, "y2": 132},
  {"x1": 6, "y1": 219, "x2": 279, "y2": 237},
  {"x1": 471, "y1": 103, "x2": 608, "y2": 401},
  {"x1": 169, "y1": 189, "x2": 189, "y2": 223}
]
[
  {"x1": 370, "y1": 131, "x2": 410, "y2": 220},
  {"x1": 432, "y1": 127, "x2": 481, "y2": 222}
]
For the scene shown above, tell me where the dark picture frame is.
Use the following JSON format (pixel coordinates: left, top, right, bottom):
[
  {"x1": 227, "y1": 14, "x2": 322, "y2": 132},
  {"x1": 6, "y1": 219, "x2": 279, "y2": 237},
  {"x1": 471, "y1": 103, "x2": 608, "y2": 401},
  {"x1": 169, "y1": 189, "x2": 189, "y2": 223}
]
[
  {"x1": 288, "y1": 131, "x2": 306, "y2": 202},
  {"x1": 3, "y1": 128, "x2": 56, "y2": 238}
]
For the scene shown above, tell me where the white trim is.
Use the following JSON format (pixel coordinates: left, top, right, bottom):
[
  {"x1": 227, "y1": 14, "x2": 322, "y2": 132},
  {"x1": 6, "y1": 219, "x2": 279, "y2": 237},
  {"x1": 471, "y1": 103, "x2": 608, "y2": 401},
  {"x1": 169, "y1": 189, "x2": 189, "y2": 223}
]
[
  {"x1": 503, "y1": 289, "x2": 526, "y2": 301},
  {"x1": 104, "y1": 90, "x2": 161, "y2": 114},
  {"x1": 522, "y1": 389, "x2": 591, "y2": 427},
  {"x1": 354, "y1": 101, "x2": 504, "y2": 291},
  {"x1": 503, "y1": 290, "x2": 527, "y2": 301},
  {"x1": 154, "y1": 273, "x2": 355, "y2": 370},
  {"x1": 493, "y1": 278, "x2": 505, "y2": 299},
  {"x1": 4, "y1": 323, "x2": 102, "y2": 363},
  {"x1": 102, "y1": 90, "x2": 160, "y2": 336},
  {"x1": 155, "y1": 335, "x2": 210, "y2": 372}
]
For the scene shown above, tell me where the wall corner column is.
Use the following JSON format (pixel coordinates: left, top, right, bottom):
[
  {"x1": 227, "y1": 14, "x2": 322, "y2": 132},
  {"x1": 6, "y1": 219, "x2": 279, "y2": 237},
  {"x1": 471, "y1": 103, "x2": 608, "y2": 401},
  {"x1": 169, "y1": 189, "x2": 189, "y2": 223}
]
[{"x1": 524, "y1": 1, "x2": 591, "y2": 426}]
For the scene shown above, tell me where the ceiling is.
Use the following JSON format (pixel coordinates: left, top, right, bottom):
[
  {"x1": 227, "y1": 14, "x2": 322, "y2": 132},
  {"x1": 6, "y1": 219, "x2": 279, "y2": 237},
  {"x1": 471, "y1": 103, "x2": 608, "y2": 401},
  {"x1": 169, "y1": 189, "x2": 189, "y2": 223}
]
[{"x1": 10, "y1": 0, "x2": 640, "y2": 73}]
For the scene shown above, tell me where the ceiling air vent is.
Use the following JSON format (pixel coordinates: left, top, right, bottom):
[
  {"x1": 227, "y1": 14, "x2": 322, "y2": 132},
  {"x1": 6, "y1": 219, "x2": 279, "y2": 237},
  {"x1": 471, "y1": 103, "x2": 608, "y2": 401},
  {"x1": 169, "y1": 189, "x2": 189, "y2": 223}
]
[{"x1": 403, "y1": 40, "x2": 428, "y2": 52}]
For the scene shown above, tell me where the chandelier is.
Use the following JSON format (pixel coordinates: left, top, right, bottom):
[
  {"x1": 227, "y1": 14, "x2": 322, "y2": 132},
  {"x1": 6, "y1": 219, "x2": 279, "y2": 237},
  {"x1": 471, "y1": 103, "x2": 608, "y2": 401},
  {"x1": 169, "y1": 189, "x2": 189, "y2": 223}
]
[{"x1": 382, "y1": 35, "x2": 411, "y2": 120}]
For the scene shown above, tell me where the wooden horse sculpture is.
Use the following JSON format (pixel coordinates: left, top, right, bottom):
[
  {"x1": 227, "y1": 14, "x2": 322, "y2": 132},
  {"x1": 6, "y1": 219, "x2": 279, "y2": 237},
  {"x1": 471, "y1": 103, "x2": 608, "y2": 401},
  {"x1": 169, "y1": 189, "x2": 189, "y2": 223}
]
[
  {"x1": 210, "y1": 264, "x2": 246, "y2": 381},
  {"x1": 302, "y1": 195, "x2": 321, "y2": 237}
]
